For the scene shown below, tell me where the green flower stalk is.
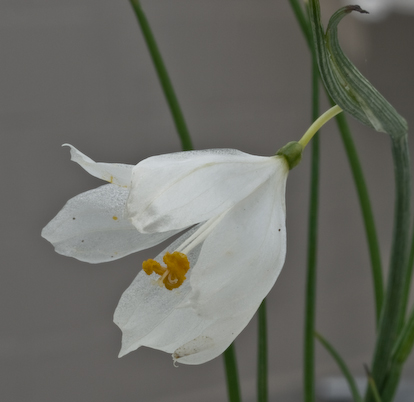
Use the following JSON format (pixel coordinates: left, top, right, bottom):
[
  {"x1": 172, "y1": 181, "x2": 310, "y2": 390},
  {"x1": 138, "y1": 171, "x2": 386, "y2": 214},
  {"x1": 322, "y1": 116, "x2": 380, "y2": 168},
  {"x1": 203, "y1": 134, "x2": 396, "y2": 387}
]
[
  {"x1": 276, "y1": 105, "x2": 342, "y2": 170},
  {"x1": 129, "y1": 0, "x2": 193, "y2": 151}
]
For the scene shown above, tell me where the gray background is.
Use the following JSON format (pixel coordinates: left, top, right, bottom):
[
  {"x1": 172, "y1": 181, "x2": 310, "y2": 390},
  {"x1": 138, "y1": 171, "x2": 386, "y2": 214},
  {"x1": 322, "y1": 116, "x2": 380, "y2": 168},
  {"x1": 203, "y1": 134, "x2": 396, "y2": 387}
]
[{"x1": 2, "y1": 1, "x2": 414, "y2": 401}]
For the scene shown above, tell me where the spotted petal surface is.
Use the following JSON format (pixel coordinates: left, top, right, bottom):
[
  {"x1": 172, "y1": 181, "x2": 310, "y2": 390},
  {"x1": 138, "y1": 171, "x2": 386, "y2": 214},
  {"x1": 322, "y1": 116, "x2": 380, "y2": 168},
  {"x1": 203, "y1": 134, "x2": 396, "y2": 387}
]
[{"x1": 42, "y1": 184, "x2": 181, "y2": 263}]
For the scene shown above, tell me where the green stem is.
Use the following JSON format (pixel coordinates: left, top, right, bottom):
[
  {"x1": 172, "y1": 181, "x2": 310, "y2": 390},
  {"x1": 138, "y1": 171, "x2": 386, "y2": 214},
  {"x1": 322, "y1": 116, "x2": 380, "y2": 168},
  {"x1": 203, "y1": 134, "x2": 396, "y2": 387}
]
[
  {"x1": 333, "y1": 111, "x2": 384, "y2": 324},
  {"x1": 298, "y1": 105, "x2": 342, "y2": 148},
  {"x1": 288, "y1": 0, "x2": 312, "y2": 49},
  {"x1": 223, "y1": 344, "x2": 242, "y2": 402},
  {"x1": 303, "y1": 44, "x2": 320, "y2": 402},
  {"x1": 257, "y1": 299, "x2": 268, "y2": 402},
  {"x1": 129, "y1": 0, "x2": 194, "y2": 151},
  {"x1": 366, "y1": 135, "x2": 411, "y2": 401}
]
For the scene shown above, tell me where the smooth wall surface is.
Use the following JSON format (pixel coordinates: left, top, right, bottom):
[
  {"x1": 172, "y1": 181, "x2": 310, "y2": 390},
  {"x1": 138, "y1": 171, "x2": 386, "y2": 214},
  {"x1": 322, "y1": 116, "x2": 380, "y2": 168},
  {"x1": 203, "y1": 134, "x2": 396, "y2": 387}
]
[{"x1": 1, "y1": 1, "x2": 414, "y2": 401}]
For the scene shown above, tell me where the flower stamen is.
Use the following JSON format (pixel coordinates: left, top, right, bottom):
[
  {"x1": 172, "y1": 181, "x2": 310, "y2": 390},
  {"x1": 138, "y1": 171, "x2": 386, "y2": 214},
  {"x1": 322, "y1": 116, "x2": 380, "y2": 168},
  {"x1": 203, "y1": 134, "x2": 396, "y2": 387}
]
[
  {"x1": 168, "y1": 272, "x2": 178, "y2": 284},
  {"x1": 142, "y1": 211, "x2": 227, "y2": 291},
  {"x1": 142, "y1": 251, "x2": 190, "y2": 291},
  {"x1": 176, "y1": 211, "x2": 227, "y2": 255},
  {"x1": 157, "y1": 269, "x2": 170, "y2": 287}
]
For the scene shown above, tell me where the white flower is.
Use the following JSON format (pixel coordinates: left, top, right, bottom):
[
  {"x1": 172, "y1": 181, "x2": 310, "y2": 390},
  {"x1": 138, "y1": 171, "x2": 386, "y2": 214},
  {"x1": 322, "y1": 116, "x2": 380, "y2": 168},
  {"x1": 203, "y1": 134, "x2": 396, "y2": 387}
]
[{"x1": 42, "y1": 144, "x2": 289, "y2": 364}]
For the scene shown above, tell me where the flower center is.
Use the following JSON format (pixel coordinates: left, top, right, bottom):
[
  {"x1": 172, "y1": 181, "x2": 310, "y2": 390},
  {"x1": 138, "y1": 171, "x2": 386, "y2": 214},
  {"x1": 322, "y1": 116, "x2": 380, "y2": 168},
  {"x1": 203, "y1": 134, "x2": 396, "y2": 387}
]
[
  {"x1": 141, "y1": 210, "x2": 228, "y2": 291},
  {"x1": 142, "y1": 251, "x2": 190, "y2": 290}
]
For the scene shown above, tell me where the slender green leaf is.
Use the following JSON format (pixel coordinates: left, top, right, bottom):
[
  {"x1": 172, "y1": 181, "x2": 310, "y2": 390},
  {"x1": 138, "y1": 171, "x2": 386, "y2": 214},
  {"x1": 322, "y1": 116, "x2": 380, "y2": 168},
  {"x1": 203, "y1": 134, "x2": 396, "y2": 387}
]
[
  {"x1": 129, "y1": 0, "x2": 193, "y2": 151},
  {"x1": 258, "y1": 300, "x2": 268, "y2": 402},
  {"x1": 316, "y1": 332, "x2": 363, "y2": 402},
  {"x1": 287, "y1": 0, "x2": 312, "y2": 49},
  {"x1": 223, "y1": 344, "x2": 242, "y2": 402},
  {"x1": 364, "y1": 365, "x2": 383, "y2": 402},
  {"x1": 367, "y1": 136, "x2": 411, "y2": 401},
  {"x1": 401, "y1": 224, "x2": 414, "y2": 320},
  {"x1": 303, "y1": 46, "x2": 320, "y2": 402},
  {"x1": 380, "y1": 366, "x2": 402, "y2": 402},
  {"x1": 332, "y1": 110, "x2": 384, "y2": 324},
  {"x1": 380, "y1": 307, "x2": 414, "y2": 402},
  {"x1": 392, "y1": 307, "x2": 414, "y2": 364}
]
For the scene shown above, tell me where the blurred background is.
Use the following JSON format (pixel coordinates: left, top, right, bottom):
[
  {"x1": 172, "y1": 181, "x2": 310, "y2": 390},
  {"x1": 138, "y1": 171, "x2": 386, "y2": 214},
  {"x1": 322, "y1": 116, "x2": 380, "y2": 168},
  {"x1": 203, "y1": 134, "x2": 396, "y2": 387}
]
[{"x1": 1, "y1": 0, "x2": 414, "y2": 401}]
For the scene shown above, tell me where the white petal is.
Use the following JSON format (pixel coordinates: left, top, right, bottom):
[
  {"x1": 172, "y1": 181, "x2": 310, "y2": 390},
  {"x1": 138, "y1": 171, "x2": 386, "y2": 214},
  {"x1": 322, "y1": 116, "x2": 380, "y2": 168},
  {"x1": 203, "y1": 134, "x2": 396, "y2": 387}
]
[
  {"x1": 170, "y1": 171, "x2": 288, "y2": 364},
  {"x1": 126, "y1": 301, "x2": 260, "y2": 365},
  {"x1": 187, "y1": 168, "x2": 288, "y2": 318},
  {"x1": 124, "y1": 295, "x2": 259, "y2": 365},
  {"x1": 41, "y1": 184, "x2": 180, "y2": 263},
  {"x1": 114, "y1": 159, "x2": 289, "y2": 364},
  {"x1": 173, "y1": 303, "x2": 260, "y2": 365},
  {"x1": 114, "y1": 225, "x2": 205, "y2": 355},
  {"x1": 127, "y1": 149, "x2": 281, "y2": 233},
  {"x1": 118, "y1": 304, "x2": 212, "y2": 357},
  {"x1": 63, "y1": 144, "x2": 133, "y2": 187}
]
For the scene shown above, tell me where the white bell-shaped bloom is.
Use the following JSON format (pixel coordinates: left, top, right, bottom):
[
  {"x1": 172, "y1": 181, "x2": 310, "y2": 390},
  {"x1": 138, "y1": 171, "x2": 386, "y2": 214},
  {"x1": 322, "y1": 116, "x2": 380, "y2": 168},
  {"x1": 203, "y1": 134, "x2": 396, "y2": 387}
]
[{"x1": 42, "y1": 145, "x2": 289, "y2": 364}]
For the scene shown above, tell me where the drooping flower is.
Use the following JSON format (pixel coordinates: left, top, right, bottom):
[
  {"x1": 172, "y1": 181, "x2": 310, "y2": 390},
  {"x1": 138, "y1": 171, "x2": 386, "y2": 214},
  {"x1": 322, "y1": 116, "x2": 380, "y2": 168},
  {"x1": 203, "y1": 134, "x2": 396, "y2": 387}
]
[{"x1": 42, "y1": 144, "x2": 290, "y2": 364}]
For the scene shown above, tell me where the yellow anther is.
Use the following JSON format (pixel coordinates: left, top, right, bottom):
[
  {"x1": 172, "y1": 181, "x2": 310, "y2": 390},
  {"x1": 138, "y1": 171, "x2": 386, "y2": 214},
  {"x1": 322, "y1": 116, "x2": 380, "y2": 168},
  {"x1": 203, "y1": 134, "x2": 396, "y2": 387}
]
[
  {"x1": 142, "y1": 251, "x2": 190, "y2": 291},
  {"x1": 142, "y1": 259, "x2": 166, "y2": 276}
]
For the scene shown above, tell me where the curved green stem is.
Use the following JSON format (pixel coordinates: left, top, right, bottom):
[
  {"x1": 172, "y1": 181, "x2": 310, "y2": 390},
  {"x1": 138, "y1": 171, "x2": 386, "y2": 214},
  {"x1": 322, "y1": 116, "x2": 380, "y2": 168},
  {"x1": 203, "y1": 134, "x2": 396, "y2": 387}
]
[
  {"x1": 129, "y1": 0, "x2": 194, "y2": 151},
  {"x1": 298, "y1": 105, "x2": 342, "y2": 148}
]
